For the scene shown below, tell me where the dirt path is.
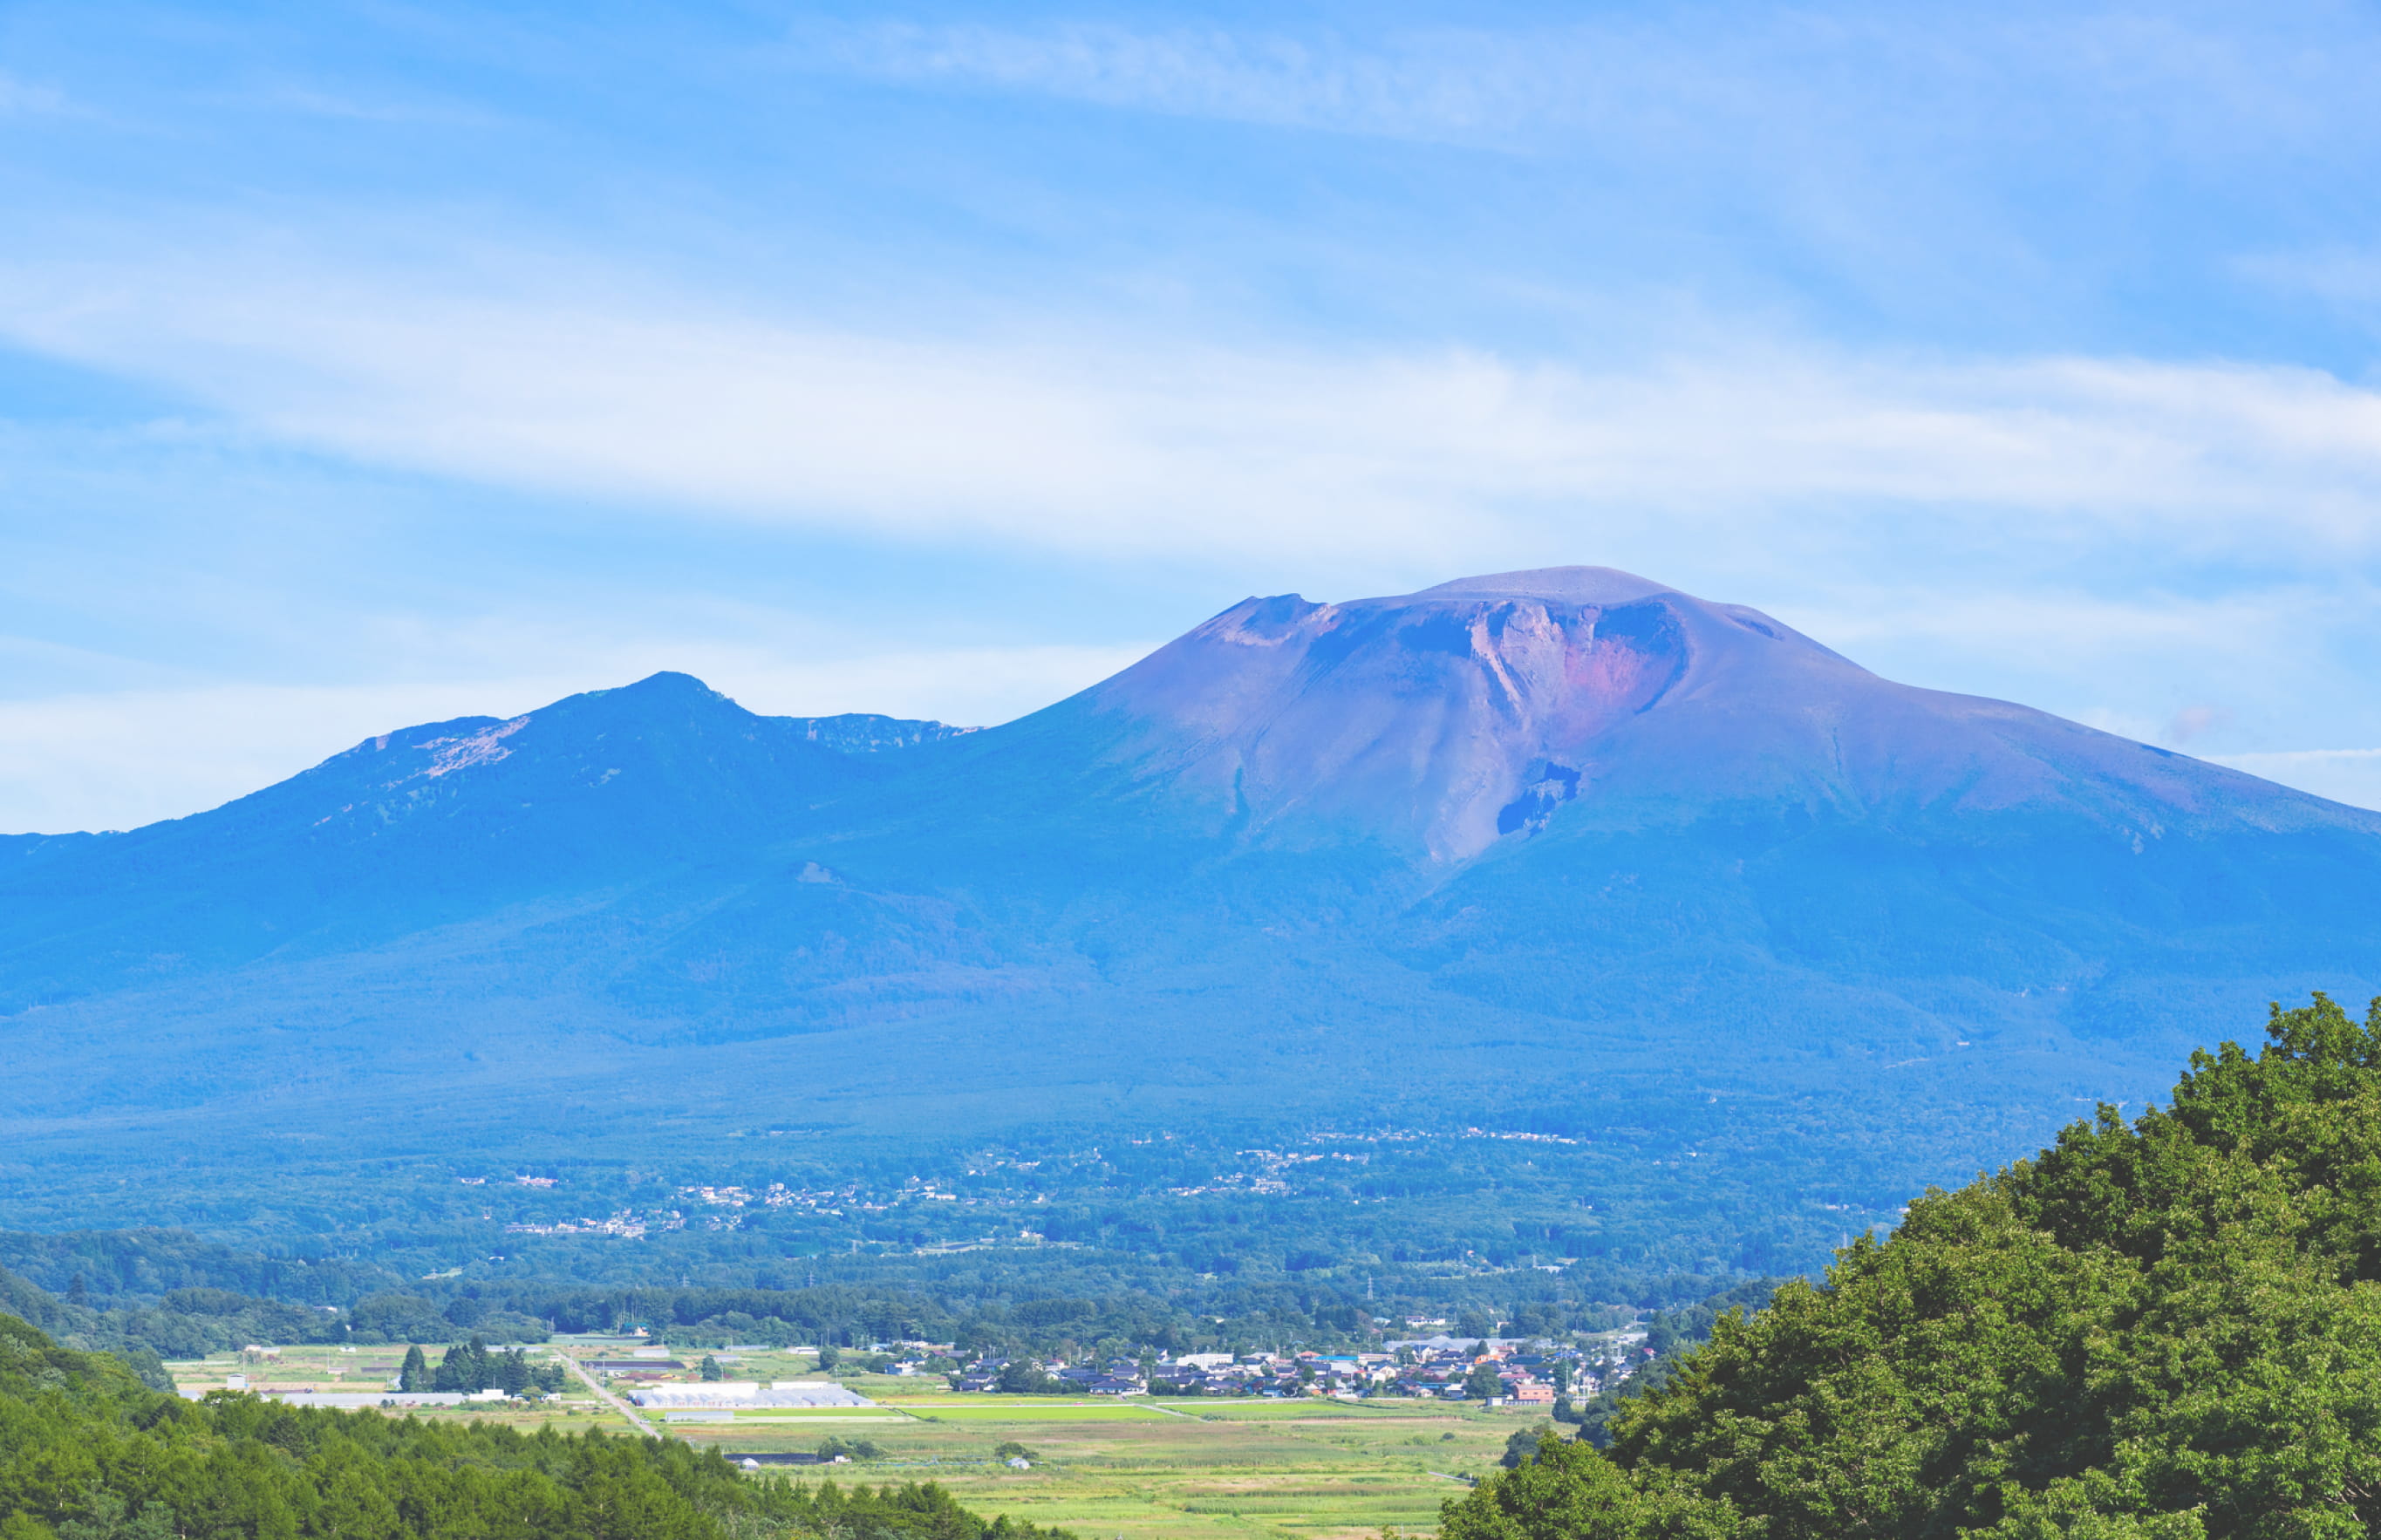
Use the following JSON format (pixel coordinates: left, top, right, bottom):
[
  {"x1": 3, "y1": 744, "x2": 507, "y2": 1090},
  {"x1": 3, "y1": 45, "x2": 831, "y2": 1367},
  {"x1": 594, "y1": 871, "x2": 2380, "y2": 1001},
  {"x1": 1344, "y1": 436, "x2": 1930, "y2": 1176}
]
[{"x1": 556, "y1": 1352, "x2": 663, "y2": 1438}]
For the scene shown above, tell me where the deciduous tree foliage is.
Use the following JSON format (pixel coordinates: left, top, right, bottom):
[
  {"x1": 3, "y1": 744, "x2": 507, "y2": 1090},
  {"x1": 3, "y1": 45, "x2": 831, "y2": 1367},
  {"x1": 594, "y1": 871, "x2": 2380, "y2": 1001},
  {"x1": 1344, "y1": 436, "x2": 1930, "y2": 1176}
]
[
  {"x1": 0, "y1": 1313, "x2": 1070, "y2": 1539},
  {"x1": 1443, "y1": 995, "x2": 2381, "y2": 1540}
]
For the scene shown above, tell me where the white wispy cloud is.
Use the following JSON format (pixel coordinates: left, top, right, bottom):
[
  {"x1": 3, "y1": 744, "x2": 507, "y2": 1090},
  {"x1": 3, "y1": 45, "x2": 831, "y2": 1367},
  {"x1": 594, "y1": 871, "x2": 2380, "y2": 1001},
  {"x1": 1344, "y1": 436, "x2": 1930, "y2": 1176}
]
[
  {"x1": 1784, "y1": 586, "x2": 2329, "y2": 683},
  {"x1": 7, "y1": 3, "x2": 2381, "y2": 835},
  {"x1": 2236, "y1": 247, "x2": 2381, "y2": 335},
  {"x1": 802, "y1": 22, "x2": 1529, "y2": 144},
  {"x1": 0, "y1": 71, "x2": 71, "y2": 116},
  {"x1": 794, "y1": 8, "x2": 2381, "y2": 162},
  {"x1": 8, "y1": 236, "x2": 2381, "y2": 825},
  {"x1": 3, "y1": 242, "x2": 2381, "y2": 571},
  {"x1": 217, "y1": 82, "x2": 504, "y2": 128}
]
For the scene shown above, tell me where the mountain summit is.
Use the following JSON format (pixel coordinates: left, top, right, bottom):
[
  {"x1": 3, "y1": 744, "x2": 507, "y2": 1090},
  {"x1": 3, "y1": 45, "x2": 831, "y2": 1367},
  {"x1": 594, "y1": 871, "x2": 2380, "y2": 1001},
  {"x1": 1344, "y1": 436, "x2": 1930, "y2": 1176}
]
[
  {"x1": 4, "y1": 567, "x2": 2379, "y2": 1211},
  {"x1": 1072, "y1": 567, "x2": 2318, "y2": 860}
]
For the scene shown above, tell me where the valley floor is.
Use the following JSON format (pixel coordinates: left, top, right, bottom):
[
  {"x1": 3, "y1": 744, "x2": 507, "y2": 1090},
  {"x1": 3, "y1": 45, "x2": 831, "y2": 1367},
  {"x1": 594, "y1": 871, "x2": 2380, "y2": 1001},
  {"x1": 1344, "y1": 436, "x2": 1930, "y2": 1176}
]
[{"x1": 166, "y1": 1344, "x2": 1537, "y2": 1540}]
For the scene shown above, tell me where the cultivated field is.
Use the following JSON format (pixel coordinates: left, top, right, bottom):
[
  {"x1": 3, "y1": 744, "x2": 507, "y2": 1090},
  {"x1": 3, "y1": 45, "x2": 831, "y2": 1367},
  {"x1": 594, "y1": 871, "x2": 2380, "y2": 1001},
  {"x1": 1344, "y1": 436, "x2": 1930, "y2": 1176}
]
[
  {"x1": 162, "y1": 1345, "x2": 1545, "y2": 1540},
  {"x1": 683, "y1": 1395, "x2": 1530, "y2": 1540}
]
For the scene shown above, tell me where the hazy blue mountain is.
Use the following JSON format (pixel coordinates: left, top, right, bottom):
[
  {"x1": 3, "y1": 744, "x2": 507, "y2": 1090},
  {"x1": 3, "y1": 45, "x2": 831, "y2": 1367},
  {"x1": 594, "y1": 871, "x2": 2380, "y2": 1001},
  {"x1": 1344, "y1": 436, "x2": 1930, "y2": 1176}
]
[
  {"x1": 5, "y1": 568, "x2": 2378, "y2": 1210},
  {"x1": 0, "y1": 677, "x2": 914, "y2": 1011}
]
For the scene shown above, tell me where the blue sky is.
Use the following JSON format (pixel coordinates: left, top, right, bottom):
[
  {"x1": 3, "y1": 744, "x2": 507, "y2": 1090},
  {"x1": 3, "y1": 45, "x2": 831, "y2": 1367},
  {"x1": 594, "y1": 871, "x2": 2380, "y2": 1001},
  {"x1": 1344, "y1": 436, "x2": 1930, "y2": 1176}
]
[{"x1": 5, "y1": 0, "x2": 2381, "y2": 830}]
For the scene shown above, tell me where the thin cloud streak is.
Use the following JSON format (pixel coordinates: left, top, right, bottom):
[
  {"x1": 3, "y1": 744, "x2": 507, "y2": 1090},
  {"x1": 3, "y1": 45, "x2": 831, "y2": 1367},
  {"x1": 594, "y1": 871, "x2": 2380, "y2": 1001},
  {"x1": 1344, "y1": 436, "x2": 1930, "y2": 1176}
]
[
  {"x1": 4, "y1": 248, "x2": 2381, "y2": 569},
  {"x1": 0, "y1": 72, "x2": 71, "y2": 116},
  {"x1": 804, "y1": 22, "x2": 1529, "y2": 144},
  {"x1": 796, "y1": 10, "x2": 2381, "y2": 160}
]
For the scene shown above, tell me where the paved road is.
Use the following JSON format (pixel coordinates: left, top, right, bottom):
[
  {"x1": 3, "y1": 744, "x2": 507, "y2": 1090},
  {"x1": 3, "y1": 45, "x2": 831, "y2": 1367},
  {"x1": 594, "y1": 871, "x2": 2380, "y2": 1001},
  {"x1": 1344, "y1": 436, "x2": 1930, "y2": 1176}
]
[{"x1": 556, "y1": 1353, "x2": 662, "y2": 1438}]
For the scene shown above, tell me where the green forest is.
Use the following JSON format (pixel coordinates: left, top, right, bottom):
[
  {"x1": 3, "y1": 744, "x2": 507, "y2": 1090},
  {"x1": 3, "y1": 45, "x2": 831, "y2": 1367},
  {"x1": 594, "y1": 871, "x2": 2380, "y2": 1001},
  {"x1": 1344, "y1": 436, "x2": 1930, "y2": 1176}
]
[
  {"x1": 0, "y1": 1252, "x2": 1664, "y2": 1371},
  {"x1": 0, "y1": 1110, "x2": 1907, "y2": 1305},
  {"x1": 0, "y1": 1312, "x2": 1070, "y2": 1540},
  {"x1": 0, "y1": 1220, "x2": 1706, "y2": 1371},
  {"x1": 17, "y1": 998, "x2": 2381, "y2": 1537},
  {"x1": 1443, "y1": 994, "x2": 2381, "y2": 1538}
]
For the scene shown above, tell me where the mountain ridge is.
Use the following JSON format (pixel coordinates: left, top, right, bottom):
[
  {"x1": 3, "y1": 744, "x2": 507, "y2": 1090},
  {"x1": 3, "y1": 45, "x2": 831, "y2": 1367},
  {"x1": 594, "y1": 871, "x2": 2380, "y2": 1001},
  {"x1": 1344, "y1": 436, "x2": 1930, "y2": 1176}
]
[
  {"x1": 1060, "y1": 568, "x2": 2369, "y2": 859},
  {"x1": 3, "y1": 566, "x2": 2377, "y2": 1223}
]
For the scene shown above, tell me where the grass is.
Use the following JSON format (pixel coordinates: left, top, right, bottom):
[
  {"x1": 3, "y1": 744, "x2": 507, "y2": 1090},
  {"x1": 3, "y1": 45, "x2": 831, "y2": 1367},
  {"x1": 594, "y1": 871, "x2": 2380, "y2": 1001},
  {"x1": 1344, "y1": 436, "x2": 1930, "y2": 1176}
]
[
  {"x1": 679, "y1": 1396, "x2": 1538, "y2": 1540},
  {"x1": 893, "y1": 1405, "x2": 1181, "y2": 1421},
  {"x1": 724, "y1": 1407, "x2": 914, "y2": 1420}
]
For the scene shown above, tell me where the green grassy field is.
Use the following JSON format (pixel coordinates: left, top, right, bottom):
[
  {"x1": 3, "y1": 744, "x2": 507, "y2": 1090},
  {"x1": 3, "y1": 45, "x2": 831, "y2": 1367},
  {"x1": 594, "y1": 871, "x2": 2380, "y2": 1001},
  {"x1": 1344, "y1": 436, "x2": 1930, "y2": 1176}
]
[
  {"x1": 161, "y1": 1346, "x2": 1541, "y2": 1537},
  {"x1": 891, "y1": 1403, "x2": 1181, "y2": 1421},
  {"x1": 722, "y1": 1407, "x2": 916, "y2": 1420},
  {"x1": 681, "y1": 1397, "x2": 1535, "y2": 1540}
]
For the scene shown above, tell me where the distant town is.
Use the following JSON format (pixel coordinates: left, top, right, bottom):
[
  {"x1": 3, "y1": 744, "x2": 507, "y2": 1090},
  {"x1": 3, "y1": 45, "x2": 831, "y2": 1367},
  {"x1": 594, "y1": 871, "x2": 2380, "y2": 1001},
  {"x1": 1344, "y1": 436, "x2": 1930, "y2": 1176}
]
[
  {"x1": 583, "y1": 1332, "x2": 1652, "y2": 1411},
  {"x1": 478, "y1": 1127, "x2": 1601, "y2": 1244}
]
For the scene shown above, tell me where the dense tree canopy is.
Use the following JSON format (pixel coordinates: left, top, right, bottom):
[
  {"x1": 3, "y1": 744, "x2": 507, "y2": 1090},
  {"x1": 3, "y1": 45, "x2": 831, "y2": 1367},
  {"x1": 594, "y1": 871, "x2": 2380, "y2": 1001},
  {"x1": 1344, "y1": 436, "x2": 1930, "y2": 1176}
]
[{"x1": 1443, "y1": 995, "x2": 2381, "y2": 1539}]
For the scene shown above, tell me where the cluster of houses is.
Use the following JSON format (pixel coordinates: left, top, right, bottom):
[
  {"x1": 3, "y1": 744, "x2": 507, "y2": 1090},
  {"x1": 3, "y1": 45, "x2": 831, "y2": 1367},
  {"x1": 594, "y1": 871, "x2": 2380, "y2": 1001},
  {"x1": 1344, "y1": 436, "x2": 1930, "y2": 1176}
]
[
  {"x1": 952, "y1": 1356, "x2": 1150, "y2": 1394},
  {"x1": 949, "y1": 1334, "x2": 1648, "y2": 1404},
  {"x1": 502, "y1": 1210, "x2": 680, "y2": 1239}
]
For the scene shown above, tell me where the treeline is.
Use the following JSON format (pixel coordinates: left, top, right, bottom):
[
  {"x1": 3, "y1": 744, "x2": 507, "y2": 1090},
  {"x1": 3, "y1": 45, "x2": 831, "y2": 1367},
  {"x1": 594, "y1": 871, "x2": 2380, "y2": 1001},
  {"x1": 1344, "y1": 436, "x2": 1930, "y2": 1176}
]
[
  {"x1": 0, "y1": 1250, "x2": 1673, "y2": 1373},
  {"x1": 0, "y1": 1267, "x2": 317, "y2": 1379},
  {"x1": 0, "y1": 1228, "x2": 394, "y2": 1305},
  {"x1": 8, "y1": 1115, "x2": 1890, "y2": 1307},
  {"x1": 461, "y1": 1278, "x2": 1646, "y2": 1357},
  {"x1": 0, "y1": 1143, "x2": 1818, "y2": 1366},
  {"x1": 0, "y1": 1237, "x2": 1718, "y2": 1369},
  {"x1": 0, "y1": 1268, "x2": 550, "y2": 1372},
  {"x1": 1443, "y1": 995, "x2": 2381, "y2": 1539},
  {"x1": 348, "y1": 1291, "x2": 551, "y2": 1346},
  {"x1": 1, "y1": 1215, "x2": 1768, "y2": 1336},
  {"x1": 396, "y1": 1339, "x2": 569, "y2": 1396},
  {"x1": 0, "y1": 1310, "x2": 1072, "y2": 1540}
]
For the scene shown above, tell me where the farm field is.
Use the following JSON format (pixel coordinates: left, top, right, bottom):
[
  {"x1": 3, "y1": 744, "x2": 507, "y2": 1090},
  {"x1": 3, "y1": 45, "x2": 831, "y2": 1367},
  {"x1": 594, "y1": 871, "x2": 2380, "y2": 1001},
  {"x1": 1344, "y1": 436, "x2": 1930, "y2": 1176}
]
[
  {"x1": 678, "y1": 1396, "x2": 1538, "y2": 1540},
  {"x1": 160, "y1": 1345, "x2": 1545, "y2": 1538},
  {"x1": 709, "y1": 1418, "x2": 914, "y2": 1428},
  {"x1": 878, "y1": 1400, "x2": 1180, "y2": 1421}
]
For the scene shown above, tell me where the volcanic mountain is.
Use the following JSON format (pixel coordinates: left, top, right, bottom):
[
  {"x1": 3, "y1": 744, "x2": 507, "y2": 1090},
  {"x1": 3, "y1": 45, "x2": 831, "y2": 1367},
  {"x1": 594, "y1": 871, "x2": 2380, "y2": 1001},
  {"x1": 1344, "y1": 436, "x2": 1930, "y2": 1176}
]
[
  {"x1": 4, "y1": 567, "x2": 2378, "y2": 1203},
  {"x1": 1049, "y1": 566, "x2": 2327, "y2": 854}
]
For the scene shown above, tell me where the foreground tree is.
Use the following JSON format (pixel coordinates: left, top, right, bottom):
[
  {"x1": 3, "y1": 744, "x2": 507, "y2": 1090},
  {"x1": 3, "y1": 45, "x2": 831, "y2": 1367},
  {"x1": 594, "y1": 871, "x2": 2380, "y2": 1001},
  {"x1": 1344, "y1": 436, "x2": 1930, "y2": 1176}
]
[{"x1": 1441, "y1": 994, "x2": 2381, "y2": 1540}]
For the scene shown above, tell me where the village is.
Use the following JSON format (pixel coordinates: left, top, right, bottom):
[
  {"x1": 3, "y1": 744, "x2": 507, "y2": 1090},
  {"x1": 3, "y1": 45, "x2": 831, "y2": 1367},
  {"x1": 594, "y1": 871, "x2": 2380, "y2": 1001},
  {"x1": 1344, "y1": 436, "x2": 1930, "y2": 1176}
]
[
  {"x1": 938, "y1": 1332, "x2": 1647, "y2": 1407},
  {"x1": 561, "y1": 1329, "x2": 1654, "y2": 1414}
]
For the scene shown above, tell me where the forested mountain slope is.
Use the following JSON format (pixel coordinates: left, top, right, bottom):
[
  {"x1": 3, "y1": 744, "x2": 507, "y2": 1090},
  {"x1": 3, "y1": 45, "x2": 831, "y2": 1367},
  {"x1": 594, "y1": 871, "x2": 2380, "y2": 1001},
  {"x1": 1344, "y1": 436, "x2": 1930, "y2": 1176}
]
[
  {"x1": 1447, "y1": 993, "x2": 2381, "y2": 1539},
  {"x1": 3, "y1": 568, "x2": 2378, "y2": 1235}
]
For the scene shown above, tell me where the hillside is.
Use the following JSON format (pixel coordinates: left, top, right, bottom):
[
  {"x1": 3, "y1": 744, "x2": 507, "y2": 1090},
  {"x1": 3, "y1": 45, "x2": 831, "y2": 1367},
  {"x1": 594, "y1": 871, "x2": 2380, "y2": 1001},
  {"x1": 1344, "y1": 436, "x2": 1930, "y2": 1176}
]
[
  {"x1": 1446, "y1": 993, "x2": 2381, "y2": 1539},
  {"x1": 3, "y1": 568, "x2": 2379, "y2": 1239}
]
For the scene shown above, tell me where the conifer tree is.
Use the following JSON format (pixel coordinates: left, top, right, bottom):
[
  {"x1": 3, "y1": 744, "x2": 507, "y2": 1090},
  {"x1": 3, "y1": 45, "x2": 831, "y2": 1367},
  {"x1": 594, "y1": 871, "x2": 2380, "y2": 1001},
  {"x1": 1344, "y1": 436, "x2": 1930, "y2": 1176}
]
[{"x1": 432, "y1": 1335, "x2": 493, "y2": 1393}]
